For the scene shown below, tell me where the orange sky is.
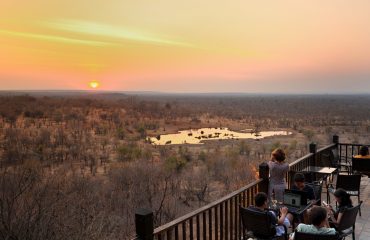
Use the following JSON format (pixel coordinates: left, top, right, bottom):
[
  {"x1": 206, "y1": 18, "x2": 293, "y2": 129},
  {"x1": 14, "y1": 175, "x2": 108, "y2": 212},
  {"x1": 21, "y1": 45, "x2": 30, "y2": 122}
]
[{"x1": 1, "y1": 1, "x2": 370, "y2": 93}]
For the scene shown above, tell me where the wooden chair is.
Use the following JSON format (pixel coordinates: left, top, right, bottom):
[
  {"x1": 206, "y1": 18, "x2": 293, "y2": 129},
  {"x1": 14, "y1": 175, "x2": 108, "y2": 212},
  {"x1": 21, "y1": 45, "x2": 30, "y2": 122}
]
[
  {"x1": 293, "y1": 230, "x2": 340, "y2": 240},
  {"x1": 352, "y1": 156, "x2": 370, "y2": 177},
  {"x1": 328, "y1": 174, "x2": 362, "y2": 216},
  {"x1": 240, "y1": 206, "x2": 288, "y2": 240},
  {"x1": 335, "y1": 202, "x2": 362, "y2": 240}
]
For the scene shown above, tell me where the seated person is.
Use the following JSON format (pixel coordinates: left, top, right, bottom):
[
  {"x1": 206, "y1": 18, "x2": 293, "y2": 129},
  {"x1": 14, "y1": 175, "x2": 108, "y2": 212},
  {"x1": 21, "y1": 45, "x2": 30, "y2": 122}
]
[
  {"x1": 325, "y1": 188, "x2": 353, "y2": 227},
  {"x1": 354, "y1": 145, "x2": 370, "y2": 158},
  {"x1": 292, "y1": 173, "x2": 316, "y2": 202},
  {"x1": 289, "y1": 206, "x2": 336, "y2": 239},
  {"x1": 248, "y1": 192, "x2": 293, "y2": 237}
]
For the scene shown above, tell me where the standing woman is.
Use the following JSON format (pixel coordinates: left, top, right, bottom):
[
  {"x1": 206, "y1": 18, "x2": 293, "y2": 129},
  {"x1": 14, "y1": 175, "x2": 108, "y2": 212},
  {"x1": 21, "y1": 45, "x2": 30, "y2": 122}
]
[{"x1": 268, "y1": 148, "x2": 289, "y2": 202}]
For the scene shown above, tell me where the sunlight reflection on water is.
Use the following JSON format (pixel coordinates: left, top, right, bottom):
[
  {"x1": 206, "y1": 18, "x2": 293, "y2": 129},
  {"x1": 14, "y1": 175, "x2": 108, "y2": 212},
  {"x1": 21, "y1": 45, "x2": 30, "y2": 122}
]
[{"x1": 148, "y1": 128, "x2": 291, "y2": 145}]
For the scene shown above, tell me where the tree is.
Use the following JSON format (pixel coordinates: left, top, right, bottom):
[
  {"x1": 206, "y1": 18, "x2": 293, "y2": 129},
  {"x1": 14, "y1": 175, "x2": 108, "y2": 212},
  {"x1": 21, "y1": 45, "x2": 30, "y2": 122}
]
[
  {"x1": 165, "y1": 156, "x2": 186, "y2": 172},
  {"x1": 117, "y1": 144, "x2": 142, "y2": 162}
]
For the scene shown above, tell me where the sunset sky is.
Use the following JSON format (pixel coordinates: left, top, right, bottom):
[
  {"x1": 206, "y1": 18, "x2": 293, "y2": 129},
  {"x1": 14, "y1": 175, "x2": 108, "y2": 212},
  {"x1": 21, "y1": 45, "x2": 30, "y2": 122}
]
[{"x1": 1, "y1": 1, "x2": 370, "y2": 93}]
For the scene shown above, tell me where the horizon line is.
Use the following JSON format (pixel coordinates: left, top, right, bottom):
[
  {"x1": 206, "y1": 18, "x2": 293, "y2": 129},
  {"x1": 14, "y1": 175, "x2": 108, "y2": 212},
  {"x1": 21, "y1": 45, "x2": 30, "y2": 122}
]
[{"x1": 0, "y1": 90, "x2": 369, "y2": 96}]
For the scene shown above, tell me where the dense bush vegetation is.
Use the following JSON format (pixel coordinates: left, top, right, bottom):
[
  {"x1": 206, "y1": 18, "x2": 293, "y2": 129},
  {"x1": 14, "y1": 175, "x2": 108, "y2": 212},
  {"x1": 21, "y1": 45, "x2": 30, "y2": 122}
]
[{"x1": 0, "y1": 93, "x2": 369, "y2": 239}]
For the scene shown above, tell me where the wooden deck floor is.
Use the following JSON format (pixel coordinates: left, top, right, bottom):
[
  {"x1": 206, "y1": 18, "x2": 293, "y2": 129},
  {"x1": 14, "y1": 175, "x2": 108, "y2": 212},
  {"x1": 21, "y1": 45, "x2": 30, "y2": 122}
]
[{"x1": 323, "y1": 175, "x2": 370, "y2": 239}]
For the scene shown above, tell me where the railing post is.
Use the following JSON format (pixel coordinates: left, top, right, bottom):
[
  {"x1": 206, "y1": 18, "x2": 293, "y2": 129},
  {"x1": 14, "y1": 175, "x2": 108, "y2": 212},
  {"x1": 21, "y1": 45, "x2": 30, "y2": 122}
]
[
  {"x1": 135, "y1": 208, "x2": 154, "y2": 240},
  {"x1": 309, "y1": 142, "x2": 317, "y2": 166},
  {"x1": 258, "y1": 162, "x2": 269, "y2": 194},
  {"x1": 332, "y1": 135, "x2": 339, "y2": 145}
]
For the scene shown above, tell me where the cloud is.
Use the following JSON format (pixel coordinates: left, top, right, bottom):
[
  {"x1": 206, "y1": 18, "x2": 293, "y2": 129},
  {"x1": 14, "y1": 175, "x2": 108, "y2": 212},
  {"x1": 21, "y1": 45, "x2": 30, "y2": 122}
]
[
  {"x1": 0, "y1": 29, "x2": 114, "y2": 46},
  {"x1": 42, "y1": 19, "x2": 193, "y2": 47}
]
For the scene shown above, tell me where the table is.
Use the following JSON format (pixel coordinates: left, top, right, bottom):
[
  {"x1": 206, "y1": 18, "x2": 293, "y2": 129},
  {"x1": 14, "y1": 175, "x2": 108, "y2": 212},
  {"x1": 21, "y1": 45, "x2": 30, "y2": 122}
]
[
  {"x1": 300, "y1": 166, "x2": 337, "y2": 175},
  {"x1": 300, "y1": 166, "x2": 337, "y2": 202},
  {"x1": 300, "y1": 166, "x2": 337, "y2": 182}
]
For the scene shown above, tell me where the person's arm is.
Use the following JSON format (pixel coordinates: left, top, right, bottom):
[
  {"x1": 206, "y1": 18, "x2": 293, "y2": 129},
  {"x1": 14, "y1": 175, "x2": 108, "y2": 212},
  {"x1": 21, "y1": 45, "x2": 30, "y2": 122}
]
[
  {"x1": 334, "y1": 212, "x2": 343, "y2": 225},
  {"x1": 278, "y1": 207, "x2": 289, "y2": 225},
  {"x1": 324, "y1": 215, "x2": 331, "y2": 228},
  {"x1": 326, "y1": 205, "x2": 340, "y2": 225},
  {"x1": 268, "y1": 160, "x2": 273, "y2": 168}
]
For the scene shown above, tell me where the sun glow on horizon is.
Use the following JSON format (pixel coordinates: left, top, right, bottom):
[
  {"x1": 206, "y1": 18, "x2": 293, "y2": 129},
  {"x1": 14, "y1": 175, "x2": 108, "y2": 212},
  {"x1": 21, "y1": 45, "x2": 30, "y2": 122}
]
[
  {"x1": 1, "y1": 1, "x2": 370, "y2": 93},
  {"x1": 89, "y1": 80, "x2": 100, "y2": 89}
]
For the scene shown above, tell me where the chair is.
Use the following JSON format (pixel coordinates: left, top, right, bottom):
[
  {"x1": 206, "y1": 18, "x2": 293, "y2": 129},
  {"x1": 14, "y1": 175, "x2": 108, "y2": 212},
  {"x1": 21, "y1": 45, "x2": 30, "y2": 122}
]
[
  {"x1": 328, "y1": 174, "x2": 361, "y2": 216},
  {"x1": 336, "y1": 202, "x2": 362, "y2": 240},
  {"x1": 240, "y1": 206, "x2": 288, "y2": 240},
  {"x1": 293, "y1": 230, "x2": 340, "y2": 240},
  {"x1": 330, "y1": 148, "x2": 351, "y2": 174},
  {"x1": 306, "y1": 180, "x2": 323, "y2": 206},
  {"x1": 352, "y1": 156, "x2": 370, "y2": 177}
]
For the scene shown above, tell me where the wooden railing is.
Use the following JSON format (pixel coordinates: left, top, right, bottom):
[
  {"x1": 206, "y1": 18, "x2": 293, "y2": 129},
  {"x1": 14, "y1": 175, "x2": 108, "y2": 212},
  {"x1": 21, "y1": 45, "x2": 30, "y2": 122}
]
[
  {"x1": 134, "y1": 135, "x2": 352, "y2": 240},
  {"x1": 338, "y1": 143, "x2": 370, "y2": 161},
  {"x1": 287, "y1": 142, "x2": 336, "y2": 188},
  {"x1": 153, "y1": 179, "x2": 263, "y2": 240}
]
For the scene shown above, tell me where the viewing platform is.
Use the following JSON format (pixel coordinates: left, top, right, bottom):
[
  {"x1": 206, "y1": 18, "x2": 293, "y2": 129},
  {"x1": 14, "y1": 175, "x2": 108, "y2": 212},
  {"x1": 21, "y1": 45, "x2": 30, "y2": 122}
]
[
  {"x1": 133, "y1": 136, "x2": 370, "y2": 240},
  {"x1": 352, "y1": 177, "x2": 370, "y2": 239}
]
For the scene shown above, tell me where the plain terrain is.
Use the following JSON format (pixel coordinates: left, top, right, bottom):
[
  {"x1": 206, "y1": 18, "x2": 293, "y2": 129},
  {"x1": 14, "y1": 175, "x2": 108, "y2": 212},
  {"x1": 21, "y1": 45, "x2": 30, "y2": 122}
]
[{"x1": 0, "y1": 93, "x2": 369, "y2": 239}]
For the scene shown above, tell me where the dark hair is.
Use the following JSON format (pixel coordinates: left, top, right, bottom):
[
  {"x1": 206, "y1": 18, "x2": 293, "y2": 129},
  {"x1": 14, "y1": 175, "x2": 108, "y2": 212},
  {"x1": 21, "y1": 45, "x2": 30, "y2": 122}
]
[
  {"x1": 334, "y1": 188, "x2": 352, "y2": 207},
  {"x1": 359, "y1": 146, "x2": 369, "y2": 156},
  {"x1": 294, "y1": 173, "x2": 305, "y2": 183},
  {"x1": 255, "y1": 192, "x2": 268, "y2": 207},
  {"x1": 309, "y1": 206, "x2": 328, "y2": 226},
  {"x1": 271, "y1": 148, "x2": 286, "y2": 162}
]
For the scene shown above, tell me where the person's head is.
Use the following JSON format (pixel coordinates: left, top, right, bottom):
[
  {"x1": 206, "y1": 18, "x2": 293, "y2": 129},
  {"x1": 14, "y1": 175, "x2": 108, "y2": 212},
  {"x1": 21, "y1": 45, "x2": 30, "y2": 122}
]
[
  {"x1": 293, "y1": 173, "x2": 306, "y2": 190},
  {"x1": 309, "y1": 206, "x2": 328, "y2": 227},
  {"x1": 334, "y1": 188, "x2": 352, "y2": 207},
  {"x1": 359, "y1": 146, "x2": 369, "y2": 156},
  {"x1": 271, "y1": 148, "x2": 286, "y2": 162},
  {"x1": 255, "y1": 192, "x2": 268, "y2": 208}
]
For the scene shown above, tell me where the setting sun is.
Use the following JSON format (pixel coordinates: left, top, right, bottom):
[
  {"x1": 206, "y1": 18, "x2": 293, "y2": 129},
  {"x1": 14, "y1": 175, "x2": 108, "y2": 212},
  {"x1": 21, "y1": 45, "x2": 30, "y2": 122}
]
[{"x1": 89, "y1": 80, "x2": 100, "y2": 89}]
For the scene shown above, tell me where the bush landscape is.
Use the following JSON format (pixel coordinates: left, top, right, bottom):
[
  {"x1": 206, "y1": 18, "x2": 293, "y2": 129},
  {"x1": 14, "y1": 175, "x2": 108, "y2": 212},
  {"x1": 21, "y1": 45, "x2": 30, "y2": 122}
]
[{"x1": 0, "y1": 93, "x2": 369, "y2": 239}]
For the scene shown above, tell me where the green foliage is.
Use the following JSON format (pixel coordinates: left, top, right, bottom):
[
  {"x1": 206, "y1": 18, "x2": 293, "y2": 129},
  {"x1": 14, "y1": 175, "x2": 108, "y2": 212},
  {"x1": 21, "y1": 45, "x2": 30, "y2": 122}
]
[
  {"x1": 198, "y1": 151, "x2": 207, "y2": 161},
  {"x1": 136, "y1": 126, "x2": 146, "y2": 138},
  {"x1": 238, "y1": 140, "x2": 250, "y2": 155},
  {"x1": 302, "y1": 129, "x2": 315, "y2": 141},
  {"x1": 289, "y1": 140, "x2": 297, "y2": 151},
  {"x1": 117, "y1": 144, "x2": 142, "y2": 162},
  {"x1": 270, "y1": 141, "x2": 281, "y2": 152},
  {"x1": 178, "y1": 146, "x2": 192, "y2": 162},
  {"x1": 116, "y1": 127, "x2": 125, "y2": 140},
  {"x1": 24, "y1": 110, "x2": 44, "y2": 118},
  {"x1": 165, "y1": 156, "x2": 186, "y2": 172},
  {"x1": 225, "y1": 146, "x2": 239, "y2": 160}
]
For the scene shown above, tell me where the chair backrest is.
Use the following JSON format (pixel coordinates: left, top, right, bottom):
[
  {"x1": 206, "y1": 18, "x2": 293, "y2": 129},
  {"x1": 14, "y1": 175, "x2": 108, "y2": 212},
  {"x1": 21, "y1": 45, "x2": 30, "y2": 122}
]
[
  {"x1": 294, "y1": 231, "x2": 340, "y2": 240},
  {"x1": 352, "y1": 156, "x2": 370, "y2": 173},
  {"x1": 307, "y1": 180, "x2": 323, "y2": 205},
  {"x1": 336, "y1": 202, "x2": 362, "y2": 231},
  {"x1": 240, "y1": 206, "x2": 276, "y2": 238},
  {"x1": 336, "y1": 174, "x2": 361, "y2": 192}
]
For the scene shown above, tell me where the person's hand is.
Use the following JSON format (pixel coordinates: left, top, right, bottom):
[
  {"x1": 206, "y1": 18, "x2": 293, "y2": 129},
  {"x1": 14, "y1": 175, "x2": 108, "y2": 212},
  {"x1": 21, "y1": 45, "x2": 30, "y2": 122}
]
[
  {"x1": 325, "y1": 204, "x2": 333, "y2": 210},
  {"x1": 280, "y1": 206, "x2": 288, "y2": 215}
]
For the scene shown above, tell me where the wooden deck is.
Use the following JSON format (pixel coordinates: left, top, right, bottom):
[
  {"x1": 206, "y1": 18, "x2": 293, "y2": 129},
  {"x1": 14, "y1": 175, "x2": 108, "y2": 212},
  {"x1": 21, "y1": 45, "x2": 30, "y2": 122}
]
[{"x1": 324, "y1": 175, "x2": 370, "y2": 239}]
